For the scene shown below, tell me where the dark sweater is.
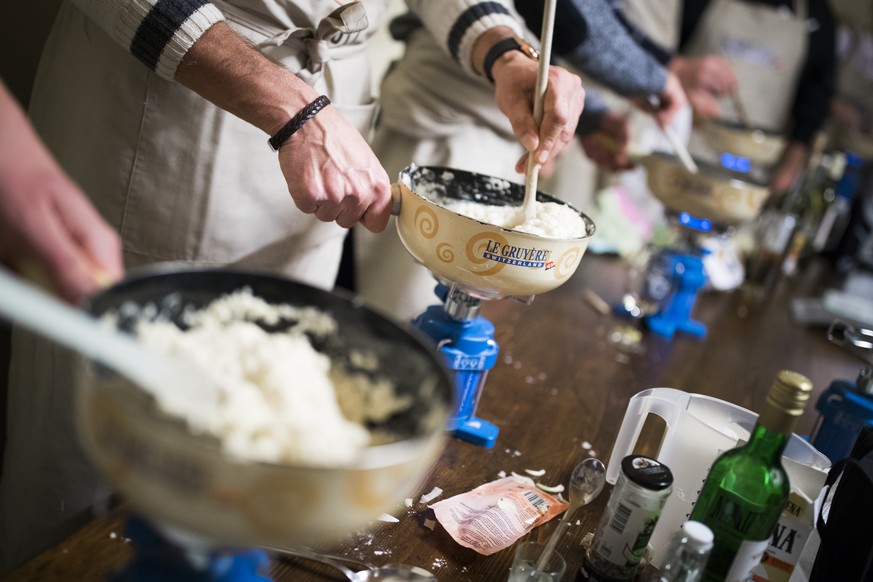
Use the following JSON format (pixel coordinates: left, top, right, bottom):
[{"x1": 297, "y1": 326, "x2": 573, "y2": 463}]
[{"x1": 513, "y1": 0, "x2": 668, "y2": 134}]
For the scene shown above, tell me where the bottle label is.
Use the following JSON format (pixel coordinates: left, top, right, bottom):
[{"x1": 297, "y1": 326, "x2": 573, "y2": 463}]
[
  {"x1": 726, "y1": 539, "x2": 769, "y2": 581},
  {"x1": 701, "y1": 493, "x2": 771, "y2": 543},
  {"x1": 752, "y1": 491, "x2": 812, "y2": 582},
  {"x1": 694, "y1": 489, "x2": 776, "y2": 579},
  {"x1": 592, "y1": 498, "x2": 662, "y2": 568}
]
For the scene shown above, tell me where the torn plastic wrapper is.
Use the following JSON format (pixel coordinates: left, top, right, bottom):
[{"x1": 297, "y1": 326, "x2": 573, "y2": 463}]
[{"x1": 429, "y1": 476, "x2": 569, "y2": 555}]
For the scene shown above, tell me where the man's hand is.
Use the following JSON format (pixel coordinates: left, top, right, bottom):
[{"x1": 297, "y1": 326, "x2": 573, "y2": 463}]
[
  {"x1": 0, "y1": 83, "x2": 123, "y2": 303},
  {"x1": 769, "y1": 141, "x2": 809, "y2": 196},
  {"x1": 637, "y1": 71, "x2": 688, "y2": 127},
  {"x1": 669, "y1": 55, "x2": 737, "y2": 119},
  {"x1": 831, "y1": 98, "x2": 862, "y2": 134},
  {"x1": 471, "y1": 28, "x2": 585, "y2": 175},
  {"x1": 176, "y1": 22, "x2": 392, "y2": 233},
  {"x1": 492, "y1": 55, "x2": 585, "y2": 174},
  {"x1": 580, "y1": 112, "x2": 633, "y2": 172},
  {"x1": 277, "y1": 105, "x2": 392, "y2": 232}
]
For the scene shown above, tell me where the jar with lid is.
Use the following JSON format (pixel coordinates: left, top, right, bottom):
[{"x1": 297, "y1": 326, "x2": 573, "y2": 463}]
[{"x1": 580, "y1": 455, "x2": 674, "y2": 581}]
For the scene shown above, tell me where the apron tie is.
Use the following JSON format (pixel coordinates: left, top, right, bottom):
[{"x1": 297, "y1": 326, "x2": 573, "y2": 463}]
[{"x1": 257, "y1": 2, "x2": 369, "y2": 84}]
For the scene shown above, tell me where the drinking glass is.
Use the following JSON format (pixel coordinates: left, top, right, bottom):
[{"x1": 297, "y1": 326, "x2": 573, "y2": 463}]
[{"x1": 507, "y1": 541, "x2": 566, "y2": 582}]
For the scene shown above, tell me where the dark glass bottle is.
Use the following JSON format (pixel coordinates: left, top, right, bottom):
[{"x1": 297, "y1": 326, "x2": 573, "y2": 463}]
[{"x1": 688, "y1": 370, "x2": 813, "y2": 582}]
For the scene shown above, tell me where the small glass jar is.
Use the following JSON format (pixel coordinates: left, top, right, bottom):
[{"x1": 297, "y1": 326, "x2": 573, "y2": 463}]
[{"x1": 581, "y1": 455, "x2": 674, "y2": 581}]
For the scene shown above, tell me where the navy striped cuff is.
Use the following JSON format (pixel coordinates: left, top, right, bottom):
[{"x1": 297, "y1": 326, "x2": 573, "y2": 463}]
[
  {"x1": 447, "y1": 2, "x2": 513, "y2": 63},
  {"x1": 131, "y1": 0, "x2": 211, "y2": 72}
]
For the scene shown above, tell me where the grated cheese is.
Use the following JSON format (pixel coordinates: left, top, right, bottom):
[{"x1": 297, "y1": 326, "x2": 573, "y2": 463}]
[{"x1": 119, "y1": 289, "x2": 411, "y2": 466}]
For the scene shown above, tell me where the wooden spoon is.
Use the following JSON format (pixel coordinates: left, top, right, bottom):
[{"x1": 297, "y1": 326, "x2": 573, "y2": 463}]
[{"x1": 522, "y1": 0, "x2": 558, "y2": 221}]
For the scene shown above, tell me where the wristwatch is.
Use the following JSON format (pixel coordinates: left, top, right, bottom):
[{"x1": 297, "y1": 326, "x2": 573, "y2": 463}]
[{"x1": 482, "y1": 36, "x2": 540, "y2": 83}]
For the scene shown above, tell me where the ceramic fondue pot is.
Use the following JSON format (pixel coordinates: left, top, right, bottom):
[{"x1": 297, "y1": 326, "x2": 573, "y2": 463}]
[
  {"x1": 642, "y1": 152, "x2": 771, "y2": 227},
  {"x1": 77, "y1": 267, "x2": 454, "y2": 547},
  {"x1": 393, "y1": 165, "x2": 596, "y2": 300},
  {"x1": 700, "y1": 119, "x2": 786, "y2": 167}
]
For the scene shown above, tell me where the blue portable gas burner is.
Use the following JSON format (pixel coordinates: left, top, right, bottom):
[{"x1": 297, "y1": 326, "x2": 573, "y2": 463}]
[
  {"x1": 412, "y1": 282, "x2": 507, "y2": 448},
  {"x1": 811, "y1": 320, "x2": 873, "y2": 463},
  {"x1": 111, "y1": 516, "x2": 271, "y2": 582},
  {"x1": 623, "y1": 212, "x2": 713, "y2": 339},
  {"x1": 644, "y1": 212, "x2": 712, "y2": 339}
]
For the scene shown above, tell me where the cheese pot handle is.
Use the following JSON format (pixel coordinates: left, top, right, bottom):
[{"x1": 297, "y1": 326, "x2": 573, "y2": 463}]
[
  {"x1": 391, "y1": 182, "x2": 403, "y2": 216},
  {"x1": 605, "y1": 387, "x2": 688, "y2": 484}
]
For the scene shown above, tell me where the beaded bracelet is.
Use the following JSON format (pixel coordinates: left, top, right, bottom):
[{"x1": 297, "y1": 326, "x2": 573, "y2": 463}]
[{"x1": 267, "y1": 95, "x2": 331, "y2": 151}]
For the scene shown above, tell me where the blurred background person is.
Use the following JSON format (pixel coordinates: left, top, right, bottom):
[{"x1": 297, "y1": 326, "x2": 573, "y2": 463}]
[{"x1": 675, "y1": 0, "x2": 837, "y2": 196}]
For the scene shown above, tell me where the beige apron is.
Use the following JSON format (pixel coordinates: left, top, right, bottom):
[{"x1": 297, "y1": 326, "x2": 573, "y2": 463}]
[
  {"x1": 356, "y1": 27, "x2": 526, "y2": 322},
  {"x1": 621, "y1": 0, "x2": 682, "y2": 53},
  {"x1": 0, "y1": 0, "x2": 386, "y2": 571},
  {"x1": 684, "y1": 0, "x2": 809, "y2": 133}
]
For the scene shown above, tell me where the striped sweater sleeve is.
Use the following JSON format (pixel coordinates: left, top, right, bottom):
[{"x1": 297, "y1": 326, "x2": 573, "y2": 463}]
[
  {"x1": 406, "y1": 0, "x2": 525, "y2": 76},
  {"x1": 70, "y1": 0, "x2": 225, "y2": 80}
]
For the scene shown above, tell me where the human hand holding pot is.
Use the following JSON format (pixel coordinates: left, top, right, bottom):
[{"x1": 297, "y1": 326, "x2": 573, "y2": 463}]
[
  {"x1": 277, "y1": 104, "x2": 393, "y2": 233},
  {"x1": 669, "y1": 55, "x2": 737, "y2": 119},
  {"x1": 634, "y1": 71, "x2": 688, "y2": 128},
  {"x1": 176, "y1": 22, "x2": 393, "y2": 234}
]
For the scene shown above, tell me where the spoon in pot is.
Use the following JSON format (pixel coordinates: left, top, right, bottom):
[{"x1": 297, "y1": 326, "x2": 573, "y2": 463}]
[
  {"x1": 534, "y1": 458, "x2": 607, "y2": 573},
  {"x1": 0, "y1": 268, "x2": 221, "y2": 427},
  {"x1": 646, "y1": 94, "x2": 699, "y2": 174},
  {"x1": 729, "y1": 90, "x2": 752, "y2": 130},
  {"x1": 522, "y1": 0, "x2": 558, "y2": 221},
  {"x1": 268, "y1": 545, "x2": 435, "y2": 581}
]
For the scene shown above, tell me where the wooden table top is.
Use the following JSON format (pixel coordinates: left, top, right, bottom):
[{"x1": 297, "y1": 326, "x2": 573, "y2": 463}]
[{"x1": 8, "y1": 254, "x2": 861, "y2": 581}]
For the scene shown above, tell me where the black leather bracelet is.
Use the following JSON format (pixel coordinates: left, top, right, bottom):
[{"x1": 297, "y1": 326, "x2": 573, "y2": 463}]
[
  {"x1": 482, "y1": 36, "x2": 539, "y2": 83},
  {"x1": 268, "y1": 95, "x2": 331, "y2": 151}
]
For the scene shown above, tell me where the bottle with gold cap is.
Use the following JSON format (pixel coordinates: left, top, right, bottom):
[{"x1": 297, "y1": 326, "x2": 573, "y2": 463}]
[{"x1": 688, "y1": 370, "x2": 813, "y2": 582}]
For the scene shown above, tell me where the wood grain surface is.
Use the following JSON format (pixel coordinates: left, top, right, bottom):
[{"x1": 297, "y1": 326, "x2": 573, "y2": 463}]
[{"x1": 7, "y1": 254, "x2": 860, "y2": 582}]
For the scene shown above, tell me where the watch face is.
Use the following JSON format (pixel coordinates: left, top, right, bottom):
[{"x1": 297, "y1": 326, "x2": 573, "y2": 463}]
[{"x1": 517, "y1": 38, "x2": 540, "y2": 60}]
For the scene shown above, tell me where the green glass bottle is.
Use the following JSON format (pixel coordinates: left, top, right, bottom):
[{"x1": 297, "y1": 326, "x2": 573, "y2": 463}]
[{"x1": 689, "y1": 370, "x2": 813, "y2": 582}]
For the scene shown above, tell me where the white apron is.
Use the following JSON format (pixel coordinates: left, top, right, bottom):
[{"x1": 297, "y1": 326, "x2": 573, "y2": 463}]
[
  {"x1": 356, "y1": 27, "x2": 526, "y2": 322},
  {"x1": 684, "y1": 0, "x2": 809, "y2": 133},
  {"x1": 0, "y1": 0, "x2": 386, "y2": 571},
  {"x1": 621, "y1": 0, "x2": 682, "y2": 54}
]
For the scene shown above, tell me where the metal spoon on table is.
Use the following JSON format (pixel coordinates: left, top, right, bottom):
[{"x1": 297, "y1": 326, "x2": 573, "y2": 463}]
[
  {"x1": 269, "y1": 545, "x2": 436, "y2": 581},
  {"x1": 534, "y1": 458, "x2": 607, "y2": 573},
  {"x1": 522, "y1": 0, "x2": 558, "y2": 221}
]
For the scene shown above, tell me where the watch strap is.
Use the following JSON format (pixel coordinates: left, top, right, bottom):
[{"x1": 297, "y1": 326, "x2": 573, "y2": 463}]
[{"x1": 482, "y1": 37, "x2": 538, "y2": 83}]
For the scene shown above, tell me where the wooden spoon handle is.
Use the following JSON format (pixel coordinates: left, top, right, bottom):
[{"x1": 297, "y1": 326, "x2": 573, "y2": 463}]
[{"x1": 522, "y1": 0, "x2": 558, "y2": 221}]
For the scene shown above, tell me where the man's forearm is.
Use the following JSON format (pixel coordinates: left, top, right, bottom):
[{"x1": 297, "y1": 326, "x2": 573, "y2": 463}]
[
  {"x1": 469, "y1": 25, "x2": 527, "y2": 78},
  {"x1": 175, "y1": 22, "x2": 319, "y2": 136},
  {"x1": 0, "y1": 82, "x2": 54, "y2": 180}
]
